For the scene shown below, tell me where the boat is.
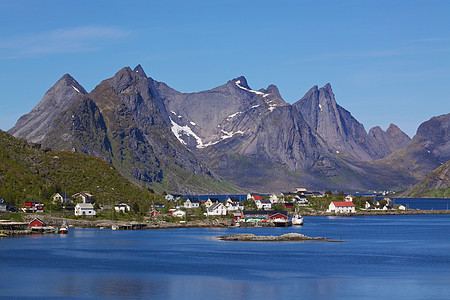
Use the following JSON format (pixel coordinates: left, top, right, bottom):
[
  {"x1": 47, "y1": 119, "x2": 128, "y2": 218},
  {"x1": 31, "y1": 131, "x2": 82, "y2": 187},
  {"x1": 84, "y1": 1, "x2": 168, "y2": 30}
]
[
  {"x1": 292, "y1": 214, "x2": 303, "y2": 225},
  {"x1": 272, "y1": 218, "x2": 292, "y2": 227},
  {"x1": 59, "y1": 221, "x2": 68, "y2": 234},
  {"x1": 111, "y1": 224, "x2": 118, "y2": 230}
]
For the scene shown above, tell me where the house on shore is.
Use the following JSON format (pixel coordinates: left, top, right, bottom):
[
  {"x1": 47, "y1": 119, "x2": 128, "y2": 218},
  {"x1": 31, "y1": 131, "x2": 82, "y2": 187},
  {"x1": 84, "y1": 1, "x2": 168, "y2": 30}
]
[
  {"x1": 75, "y1": 203, "x2": 96, "y2": 217},
  {"x1": 114, "y1": 202, "x2": 131, "y2": 213},
  {"x1": 327, "y1": 201, "x2": 355, "y2": 214},
  {"x1": 29, "y1": 218, "x2": 46, "y2": 228},
  {"x1": 172, "y1": 209, "x2": 186, "y2": 218},
  {"x1": 226, "y1": 197, "x2": 244, "y2": 211},
  {"x1": 255, "y1": 198, "x2": 272, "y2": 210},
  {"x1": 238, "y1": 211, "x2": 288, "y2": 222},
  {"x1": 206, "y1": 203, "x2": 227, "y2": 216},
  {"x1": 184, "y1": 198, "x2": 200, "y2": 209}
]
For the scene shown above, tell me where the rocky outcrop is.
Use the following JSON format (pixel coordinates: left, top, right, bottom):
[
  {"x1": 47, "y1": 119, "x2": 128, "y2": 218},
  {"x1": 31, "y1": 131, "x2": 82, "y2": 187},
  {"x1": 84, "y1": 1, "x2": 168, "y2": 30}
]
[{"x1": 217, "y1": 233, "x2": 326, "y2": 241}]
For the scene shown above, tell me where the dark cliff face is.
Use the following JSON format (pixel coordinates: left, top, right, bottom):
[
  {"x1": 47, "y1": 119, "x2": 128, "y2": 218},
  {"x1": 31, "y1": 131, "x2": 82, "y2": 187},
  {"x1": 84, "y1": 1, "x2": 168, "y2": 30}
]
[
  {"x1": 414, "y1": 113, "x2": 450, "y2": 162},
  {"x1": 293, "y1": 84, "x2": 413, "y2": 161},
  {"x1": 366, "y1": 124, "x2": 411, "y2": 159},
  {"x1": 371, "y1": 114, "x2": 449, "y2": 182},
  {"x1": 9, "y1": 74, "x2": 87, "y2": 143},
  {"x1": 293, "y1": 84, "x2": 373, "y2": 161}
]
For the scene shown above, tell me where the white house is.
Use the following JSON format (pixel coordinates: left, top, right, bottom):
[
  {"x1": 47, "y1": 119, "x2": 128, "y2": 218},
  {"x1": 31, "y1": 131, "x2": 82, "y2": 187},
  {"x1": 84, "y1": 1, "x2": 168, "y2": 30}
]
[
  {"x1": 204, "y1": 199, "x2": 213, "y2": 208},
  {"x1": 0, "y1": 198, "x2": 6, "y2": 212},
  {"x1": 295, "y1": 195, "x2": 309, "y2": 205},
  {"x1": 184, "y1": 198, "x2": 200, "y2": 209},
  {"x1": 255, "y1": 199, "x2": 272, "y2": 210},
  {"x1": 114, "y1": 202, "x2": 131, "y2": 213},
  {"x1": 269, "y1": 194, "x2": 279, "y2": 203},
  {"x1": 165, "y1": 194, "x2": 175, "y2": 201},
  {"x1": 52, "y1": 193, "x2": 71, "y2": 204},
  {"x1": 295, "y1": 187, "x2": 307, "y2": 194},
  {"x1": 206, "y1": 203, "x2": 227, "y2": 216},
  {"x1": 344, "y1": 195, "x2": 354, "y2": 202},
  {"x1": 75, "y1": 203, "x2": 96, "y2": 216},
  {"x1": 226, "y1": 197, "x2": 244, "y2": 211},
  {"x1": 397, "y1": 204, "x2": 406, "y2": 210},
  {"x1": 72, "y1": 192, "x2": 93, "y2": 203},
  {"x1": 327, "y1": 201, "x2": 355, "y2": 214},
  {"x1": 172, "y1": 209, "x2": 186, "y2": 218}
]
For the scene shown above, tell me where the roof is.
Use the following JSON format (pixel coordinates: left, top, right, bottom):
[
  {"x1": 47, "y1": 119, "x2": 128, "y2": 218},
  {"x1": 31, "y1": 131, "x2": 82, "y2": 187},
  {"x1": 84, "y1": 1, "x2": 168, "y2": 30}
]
[
  {"x1": 25, "y1": 200, "x2": 42, "y2": 204},
  {"x1": 76, "y1": 203, "x2": 95, "y2": 209},
  {"x1": 55, "y1": 193, "x2": 70, "y2": 198},
  {"x1": 207, "y1": 203, "x2": 224, "y2": 211},
  {"x1": 186, "y1": 198, "x2": 200, "y2": 203},
  {"x1": 72, "y1": 192, "x2": 93, "y2": 198},
  {"x1": 228, "y1": 197, "x2": 239, "y2": 201},
  {"x1": 332, "y1": 201, "x2": 355, "y2": 207},
  {"x1": 0, "y1": 198, "x2": 5, "y2": 204},
  {"x1": 30, "y1": 217, "x2": 45, "y2": 224},
  {"x1": 253, "y1": 195, "x2": 262, "y2": 200}
]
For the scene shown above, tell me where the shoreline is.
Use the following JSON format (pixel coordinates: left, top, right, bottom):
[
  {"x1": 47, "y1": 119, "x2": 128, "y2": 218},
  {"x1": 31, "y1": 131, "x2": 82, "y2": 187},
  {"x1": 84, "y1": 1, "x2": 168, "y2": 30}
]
[{"x1": 1, "y1": 209, "x2": 449, "y2": 236}]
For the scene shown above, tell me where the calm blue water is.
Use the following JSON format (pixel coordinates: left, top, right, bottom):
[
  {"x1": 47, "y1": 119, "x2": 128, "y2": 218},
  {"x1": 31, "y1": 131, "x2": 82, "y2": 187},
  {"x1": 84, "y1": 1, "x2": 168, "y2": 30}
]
[
  {"x1": 391, "y1": 198, "x2": 450, "y2": 210},
  {"x1": 1, "y1": 215, "x2": 449, "y2": 299}
]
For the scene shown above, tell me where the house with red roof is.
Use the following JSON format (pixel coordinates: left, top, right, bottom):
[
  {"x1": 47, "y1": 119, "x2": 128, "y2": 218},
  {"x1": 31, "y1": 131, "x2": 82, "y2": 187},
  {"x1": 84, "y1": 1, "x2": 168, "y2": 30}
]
[{"x1": 327, "y1": 201, "x2": 356, "y2": 214}]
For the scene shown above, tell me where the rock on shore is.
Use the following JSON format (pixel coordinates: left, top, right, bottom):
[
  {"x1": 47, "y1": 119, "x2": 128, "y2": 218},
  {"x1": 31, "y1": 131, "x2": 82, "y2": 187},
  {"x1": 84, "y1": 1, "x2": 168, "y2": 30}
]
[{"x1": 217, "y1": 233, "x2": 326, "y2": 241}]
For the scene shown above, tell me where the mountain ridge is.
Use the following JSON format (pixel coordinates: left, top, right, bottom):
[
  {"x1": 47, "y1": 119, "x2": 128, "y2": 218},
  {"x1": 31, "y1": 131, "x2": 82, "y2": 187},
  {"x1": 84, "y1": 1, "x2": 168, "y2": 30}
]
[{"x1": 9, "y1": 65, "x2": 447, "y2": 193}]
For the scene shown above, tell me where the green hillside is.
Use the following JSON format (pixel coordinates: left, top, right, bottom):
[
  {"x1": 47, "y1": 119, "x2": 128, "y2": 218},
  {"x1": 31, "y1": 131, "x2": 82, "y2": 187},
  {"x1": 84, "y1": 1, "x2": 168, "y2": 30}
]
[
  {"x1": 402, "y1": 160, "x2": 450, "y2": 198},
  {"x1": 0, "y1": 130, "x2": 162, "y2": 210}
]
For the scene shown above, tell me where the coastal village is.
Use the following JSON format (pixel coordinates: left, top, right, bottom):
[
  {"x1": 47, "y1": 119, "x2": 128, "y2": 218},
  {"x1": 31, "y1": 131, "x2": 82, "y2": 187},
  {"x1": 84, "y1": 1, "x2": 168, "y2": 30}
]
[{"x1": 0, "y1": 187, "x2": 421, "y2": 236}]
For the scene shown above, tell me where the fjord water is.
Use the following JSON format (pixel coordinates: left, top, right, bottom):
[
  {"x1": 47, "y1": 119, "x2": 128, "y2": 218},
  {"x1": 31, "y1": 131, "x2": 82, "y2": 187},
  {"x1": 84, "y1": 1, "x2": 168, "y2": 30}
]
[{"x1": 1, "y1": 215, "x2": 449, "y2": 299}]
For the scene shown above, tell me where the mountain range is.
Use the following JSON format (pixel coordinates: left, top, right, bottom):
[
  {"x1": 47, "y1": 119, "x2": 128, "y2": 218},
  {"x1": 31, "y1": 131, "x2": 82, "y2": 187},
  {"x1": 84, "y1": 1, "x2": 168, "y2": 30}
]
[{"x1": 9, "y1": 65, "x2": 450, "y2": 193}]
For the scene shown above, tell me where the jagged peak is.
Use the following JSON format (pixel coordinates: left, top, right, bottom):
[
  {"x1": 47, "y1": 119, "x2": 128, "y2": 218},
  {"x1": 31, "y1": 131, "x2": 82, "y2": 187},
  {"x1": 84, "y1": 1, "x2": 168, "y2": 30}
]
[
  {"x1": 54, "y1": 74, "x2": 87, "y2": 94},
  {"x1": 368, "y1": 126, "x2": 384, "y2": 135},
  {"x1": 322, "y1": 83, "x2": 332, "y2": 90},
  {"x1": 230, "y1": 76, "x2": 250, "y2": 90},
  {"x1": 133, "y1": 64, "x2": 147, "y2": 78}
]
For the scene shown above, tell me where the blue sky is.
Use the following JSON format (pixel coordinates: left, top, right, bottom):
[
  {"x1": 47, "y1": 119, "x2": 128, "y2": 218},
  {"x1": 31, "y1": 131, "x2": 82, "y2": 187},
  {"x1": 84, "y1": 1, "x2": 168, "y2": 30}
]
[{"x1": 1, "y1": 0, "x2": 449, "y2": 137}]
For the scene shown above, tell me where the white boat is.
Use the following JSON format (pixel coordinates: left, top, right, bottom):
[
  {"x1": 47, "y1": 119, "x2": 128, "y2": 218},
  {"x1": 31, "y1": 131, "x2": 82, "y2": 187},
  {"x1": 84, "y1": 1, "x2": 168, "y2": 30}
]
[
  {"x1": 292, "y1": 214, "x2": 303, "y2": 225},
  {"x1": 59, "y1": 221, "x2": 68, "y2": 234}
]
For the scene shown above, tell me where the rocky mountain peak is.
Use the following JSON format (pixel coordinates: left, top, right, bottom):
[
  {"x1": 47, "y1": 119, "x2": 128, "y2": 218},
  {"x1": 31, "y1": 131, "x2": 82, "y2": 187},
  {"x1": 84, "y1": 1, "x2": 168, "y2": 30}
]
[
  {"x1": 230, "y1": 76, "x2": 250, "y2": 90},
  {"x1": 133, "y1": 64, "x2": 147, "y2": 78},
  {"x1": 55, "y1": 74, "x2": 87, "y2": 95}
]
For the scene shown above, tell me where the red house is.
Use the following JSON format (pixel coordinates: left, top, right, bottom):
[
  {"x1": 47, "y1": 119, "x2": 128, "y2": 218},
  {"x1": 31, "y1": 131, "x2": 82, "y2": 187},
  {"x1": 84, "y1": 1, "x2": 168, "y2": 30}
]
[
  {"x1": 24, "y1": 200, "x2": 44, "y2": 213},
  {"x1": 150, "y1": 210, "x2": 159, "y2": 217},
  {"x1": 268, "y1": 212, "x2": 288, "y2": 220},
  {"x1": 29, "y1": 218, "x2": 46, "y2": 228}
]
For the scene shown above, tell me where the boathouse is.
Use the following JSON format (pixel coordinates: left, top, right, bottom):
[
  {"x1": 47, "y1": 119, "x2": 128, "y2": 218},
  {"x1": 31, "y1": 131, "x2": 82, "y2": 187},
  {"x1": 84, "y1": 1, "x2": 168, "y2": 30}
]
[{"x1": 29, "y1": 218, "x2": 46, "y2": 228}]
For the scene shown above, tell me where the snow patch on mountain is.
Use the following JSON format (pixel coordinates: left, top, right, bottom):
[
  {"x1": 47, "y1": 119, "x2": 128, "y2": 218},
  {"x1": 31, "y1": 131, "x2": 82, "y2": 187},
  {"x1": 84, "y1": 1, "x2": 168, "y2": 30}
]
[{"x1": 235, "y1": 80, "x2": 269, "y2": 98}]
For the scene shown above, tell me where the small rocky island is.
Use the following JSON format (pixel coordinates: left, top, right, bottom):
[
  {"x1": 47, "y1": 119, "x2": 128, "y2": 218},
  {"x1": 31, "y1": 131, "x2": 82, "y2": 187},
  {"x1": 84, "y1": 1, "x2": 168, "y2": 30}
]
[{"x1": 217, "y1": 233, "x2": 328, "y2": 241}]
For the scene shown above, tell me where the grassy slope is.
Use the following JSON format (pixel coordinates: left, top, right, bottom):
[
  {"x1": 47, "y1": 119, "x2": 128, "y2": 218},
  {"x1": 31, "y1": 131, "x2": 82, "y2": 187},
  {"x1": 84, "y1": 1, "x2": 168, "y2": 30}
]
[
  {"x1": 0, "y1": 130, "x2": 162, "y2": 209},
  {"x1": 402, "y1": 160, "x2": 450, "y2": 198}
]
